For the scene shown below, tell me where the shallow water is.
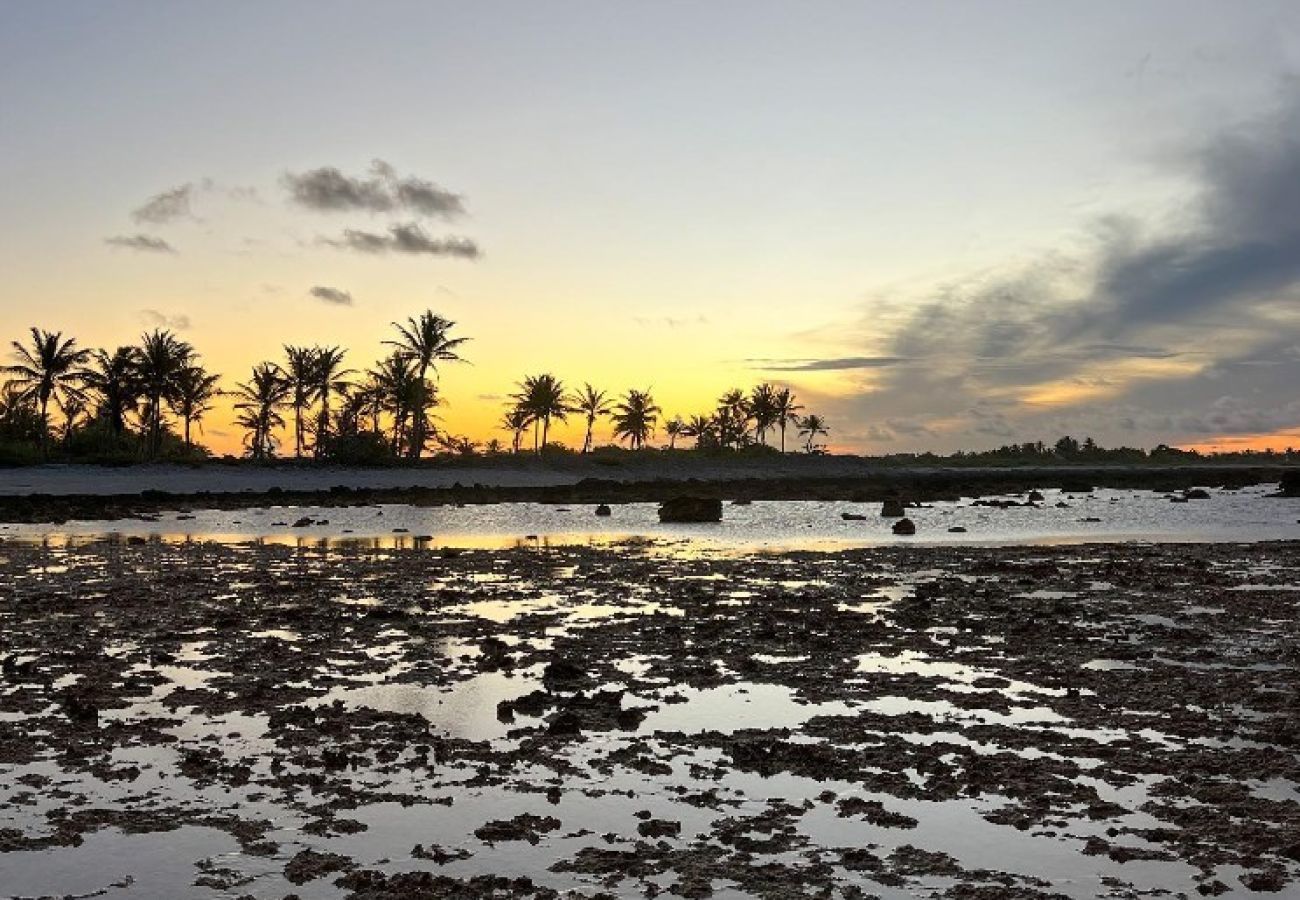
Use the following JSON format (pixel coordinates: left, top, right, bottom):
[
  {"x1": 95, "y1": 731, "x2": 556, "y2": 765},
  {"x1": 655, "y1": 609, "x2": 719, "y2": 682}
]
[{"x1": 3, "y1": 483, "x2": 1297, "y2": 550}]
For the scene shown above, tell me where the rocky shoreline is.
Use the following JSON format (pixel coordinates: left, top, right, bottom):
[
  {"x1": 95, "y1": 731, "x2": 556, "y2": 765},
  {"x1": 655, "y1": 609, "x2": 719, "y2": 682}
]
[{"x1": 2, "y1": 537, "x2": 1298, "y2": 897}]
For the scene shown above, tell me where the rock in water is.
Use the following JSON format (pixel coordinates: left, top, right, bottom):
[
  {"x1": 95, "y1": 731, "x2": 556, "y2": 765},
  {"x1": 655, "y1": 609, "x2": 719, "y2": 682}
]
[
  {"x1": 594, "y1": 504, "x2": 612, "y2": 517},
  {"x1": 1027, "y1": 490, "x2": 1045, "y2": 502},
  {"x1": 1184, "y1": 488, "x2": 1210, "y2": 500},
  {"x1": 881, "y1": 498, "x2": 906, "y2": 518},
  {"x1": 892, "y1": 518, "x2": 916, "y2": 535},
  {"x1": 1281, "y1": 470, "x2": 1300, "y2": 496},
  {"x1": 841, "y1": 512, "x2": 867, "y2": 521},
  {"x1": 658, "y1": 497, "x2": 723, "y2": 523}
]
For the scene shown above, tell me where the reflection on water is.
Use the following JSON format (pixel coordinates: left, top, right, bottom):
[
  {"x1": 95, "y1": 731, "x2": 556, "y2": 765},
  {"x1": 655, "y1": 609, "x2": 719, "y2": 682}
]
[{"x1": 2, "y1": 484, "x2": 1297, "y2": 551}]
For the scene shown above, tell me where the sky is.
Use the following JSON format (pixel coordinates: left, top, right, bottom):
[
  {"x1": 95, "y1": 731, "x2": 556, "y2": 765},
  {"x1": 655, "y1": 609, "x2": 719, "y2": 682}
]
[{"x1": 3, "y1": 1, "x2": 1300, "y2": 455}]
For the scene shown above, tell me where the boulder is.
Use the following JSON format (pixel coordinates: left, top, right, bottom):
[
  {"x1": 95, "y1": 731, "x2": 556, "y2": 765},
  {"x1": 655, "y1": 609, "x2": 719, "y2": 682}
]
[
  {"x1": 594, "y1": 504, "x2": 612, "y2": 517},
  {"x1": 1281, "y1": 471, "x2": 1300, "y2": 497},
  {"x1": 1184, "y1": 488, "x2": 1210, "y2": 500},
  {"x1": 840, "y1": 512, "x2": 867, "y2": 521},
  {"x1": 892, "y1": 518, "x2": 916, "y2": 535},
  {"x1": 658, "y1": 497, "x2": 723, "y2": 523},
  {"x1": 1027, "y1": 490, "x2": 1045, "y2": 502},
  {"x1": 880, "y1": 498, "x2": 906, "y2": 518}
]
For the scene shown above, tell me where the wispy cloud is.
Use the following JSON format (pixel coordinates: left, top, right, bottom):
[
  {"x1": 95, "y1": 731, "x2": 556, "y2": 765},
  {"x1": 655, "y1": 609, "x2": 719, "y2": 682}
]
[
  {"x1": 322, "y1": 223, "x2": 481, "y2": 259},
  {"x1": 105, "y1": 234, "x2": 175, "y2": 253},
  {"x1": 283, "y1": 160, "x2": 465, "y2": 218},
  {"x1": 131, "y1": 184, "x2": 194, "y2": 224},
  {"x1": 752, "y1": 356, "x2": 906, "y2": 372},
  {"x1": 139, "y1": 309, "x2": 191, "y2": 330},
  {"x1": 309, "y1": 285, "x2": 354, "y2": 306}
]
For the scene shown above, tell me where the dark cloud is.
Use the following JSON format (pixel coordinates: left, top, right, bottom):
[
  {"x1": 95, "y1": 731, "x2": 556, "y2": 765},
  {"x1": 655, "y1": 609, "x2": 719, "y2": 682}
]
[
  {"x1": 139, "y1": 309, "x2": 191, "y2": 329},
  {"x1": 323, "y1": 223, "x2": 481, "y2": 259},
  {"x1": 131, "y1": 184, "x2": 194, "y2": 224},
  {"x1": 283, "y1": 160, "x2": 465, "y2": 218},
  {"x1": 309, "y1": 285, "x2": 354, "y2": 306},
  {"x1": 105, "y1": 234, "x2": 175, "y2": 253},
  {"x1": 806, "y1": 87, "x2": 1300, "y2": 450},
  {"x1": 754, "y1": 356, "x2": 906, "y2": 372}
]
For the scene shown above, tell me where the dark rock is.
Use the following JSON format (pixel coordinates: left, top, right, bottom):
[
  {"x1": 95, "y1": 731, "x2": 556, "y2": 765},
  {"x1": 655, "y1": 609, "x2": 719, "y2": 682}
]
[
  {"x1": 658, "y1": 496, "x2": 722, "y2": 523},
  {"x1": 1027, "y1": 490, "x2": 1045, "y2": 502},
  {"x1": 1280, "y1": 470, "x2": 1300, "y2": 496},
  {"x1": 840, "y1": 512, "x2": 866, "y2": 521},
  {"x1": 291, "y1": 517, "x2": 314, "y2": 528},
  {"x1": 594, "y1": 504, "x2": 611, "y2": 517},
  {"x1": 892, "y1": 518, "x2": 916, "y2": 535},
  {"x1": 1184, "y1": 488, "x2": 1210, "y2": 500},
  {"x1": 948, "y1": 526, "x2": 967, "y2": 533},
  {"x1": 881, "y1": 498, "x2": 906, "y2": 518}
]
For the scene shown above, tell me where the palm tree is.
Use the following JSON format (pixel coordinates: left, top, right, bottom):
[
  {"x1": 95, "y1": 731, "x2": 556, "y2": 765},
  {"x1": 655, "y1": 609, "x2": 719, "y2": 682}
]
[
  {"x1": 798, "y1": 414, "x2": 829, "y2": 453},
  {"x1": 748, "y1": 383, "x2": 780, "y2": 446},
  {"x1": 282, "y1": 345, "x2": 319, "y2": 458},
  {"x1": 773, "y1": 387, "x2": 803, "y2": 453},
  {"x1": 664, "y1": 416, "x2": 684, "y2": 449},
  {"x1": 312, "y1": 346, "x2": 352, "y2": 456},
  {"x1": 682, "y1": 413, "x2": 717, "y2": 450},
  {"x1": 135, "y1": 329, "x2": 194, "y2": 457},
  {"x1": 611, "y1": 388, "x2": 661, "y2": 450},
  {"x1": 370, "y1": 352, "x2": 426, "y2": 455},
  {"x1": 513, "y1": 374, "x2": 569, "y2": 452},
  {"x1": 232, "y1": 362, "x2": 289, "y2": 460},
  {"x1": 569, "y1": 383, "x2": 612, "y2": 453},
  {"x1": 169, "y1": 365, "x2": 221, "y2": 449},
  {"x1": 81, "y1": 347, "x2": 141, "y2": 436},
  {"x1": 715, "y1": 389, "x2": 751, "y2": 449},
  {"x1": 386, "y1": 311, "x2": 468, "y2": 458},
  {"x1": 500, "y1": 405, "x2": 531, "y2": 453},
  {"x1": 3, "y1": 328, "x2": 92, "y2": 454}
]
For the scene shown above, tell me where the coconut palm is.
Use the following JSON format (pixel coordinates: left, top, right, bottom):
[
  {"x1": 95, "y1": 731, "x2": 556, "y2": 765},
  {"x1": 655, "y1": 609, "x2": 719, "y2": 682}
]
[
  {"x1": 500, "y1": 405, "x2": 531, "y2": 454},
  {"x1": 748, "y1": 383, "x2": 781, "y2": 445},
  {"x1": 312, "y1": 346, "x2": 352, "y2": 455},
  {"x1": 169, "y1": 365, "x2": 222, "y2": 449},
  {"x1": 798, "y1": 414, "x2": 829, "y2": 453},
  {"x1": 513, "y1": 374, "x2": 569, "y2": 452},
  {"x1": 773, "y1": 387, "x2": 803, "y2": 453},
  {"x1": 80, "y1": 347, "x2": 142, "y2": 436},
  {"x1": 370, "y1": 352, "x2": 426, "y2": 455},
  {"x1": 282, "y1": 345, "x2": 319, "y2": 458},
  {"x1": 135, "y1": 329, "x2": 194, "y2": 457},
  {"x1": 682, "y1": 413, "x2": 717, "y2": 450},
  {"x1": 569, "y1": 383, "x2": 612, "y2": 453},
  {"x1": 386, "y1": 311, "x2": 468, "y2": 457},
  {"x1": 664, "y1": 416, "x2": 685, "y2": 449},
  {"x1": 611, "y1": 388, "x2": 661, "y2": 450},
  {"x1": 715, "y1": 389, "x2": 751, "y2": 449},
  {"x1": 232, "y1": 362, "x2": 289, "y2": 459},
  {"x1": 3, "y1": 328, "x2": 92, "y2": 453}
]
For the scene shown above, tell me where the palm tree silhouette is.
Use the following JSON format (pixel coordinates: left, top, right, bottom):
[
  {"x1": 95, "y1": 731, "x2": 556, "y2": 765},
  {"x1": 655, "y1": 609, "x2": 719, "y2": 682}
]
[
  {"x1": 81, "y1": 347, "x2": 142, "y2": 437},
  {"x1": 773, "y1": 387, "x2": 803, "y2": 453},
  {"x1": 665, "y1": 416, "x2": 684, "y2": 449},
  {"x1": 513, "y1": 374, "x2": 569, "y2": 452},
  {"x1": 499, "y1": 405, "x2": 531, "y2": 453},
  {"x1": 232, "y1": 362, "x2": 289, "y2": 459},
  {"x1": 682, "y1": 413, "x2": 717, "y2": 450},
  {"x1": 283, "y1": 345, "x2": 319, "y2": 458},
  {"x1": 612, "y1": 388, "x2": 661, "y2": 449},
  {"x1": 312, "y1": 346, "x2": 352, "y2": 456},
  {"x1": 569, "y1": 383, "x2": 612, "y2": 453},
  {"x1": 169, "y1": 365, "x2": 221, "y2": 449},
  {"x1": 748, "y1": 383, "x2": 780, "y2": 445},
  {"x1": 386, "y1": 311, "x2": 467, "y2": 458},
  {"x1": 798, "y1": 414, "x2": 829, "y2": 453},
  {"x1": 136, "y1": 329, "x2": 194, "y2": 458},
  {"x1": 715, "y1": 389, "x2": 751, "y2": 449},
  {"x1": 3, "y1": 328, "x2": 92, "y2": 455}
]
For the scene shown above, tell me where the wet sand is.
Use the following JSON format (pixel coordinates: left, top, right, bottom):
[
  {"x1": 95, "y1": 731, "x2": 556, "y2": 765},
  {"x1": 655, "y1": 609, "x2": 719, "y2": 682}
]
[{"x1": 2, "y1": 537, "x2": 1298, "y2": 898}]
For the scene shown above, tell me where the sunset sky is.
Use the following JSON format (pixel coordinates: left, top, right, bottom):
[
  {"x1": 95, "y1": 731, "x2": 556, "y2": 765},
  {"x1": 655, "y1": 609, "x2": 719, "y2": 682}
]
[{"x1": 3, "y1": 2, "x2": 1300, "y2": 454}]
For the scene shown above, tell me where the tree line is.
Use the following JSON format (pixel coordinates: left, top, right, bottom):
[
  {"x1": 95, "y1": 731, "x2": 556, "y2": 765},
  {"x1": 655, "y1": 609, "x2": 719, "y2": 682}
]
[{"x1": 1, "y1": 310, "x2": 831, "y2": 464}]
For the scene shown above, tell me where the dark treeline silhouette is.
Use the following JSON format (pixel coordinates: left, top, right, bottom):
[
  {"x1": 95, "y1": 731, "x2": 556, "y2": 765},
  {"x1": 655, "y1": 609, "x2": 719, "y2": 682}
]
[
  {"x1": 5, "y1": 317, "x2": 1294, "y2": 466},
  {"x1": 500, "y1": 378, "x2": 828, "y2": 455},
  {"x1": 0, "y1": 312, "x2": 831, "y2": 465}
]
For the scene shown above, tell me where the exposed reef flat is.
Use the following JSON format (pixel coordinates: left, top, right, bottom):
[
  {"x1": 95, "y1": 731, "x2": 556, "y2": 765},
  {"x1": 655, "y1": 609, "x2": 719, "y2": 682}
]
[{"x1": 2, "y1": 537, "x2": 1298, "y2": 897}]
